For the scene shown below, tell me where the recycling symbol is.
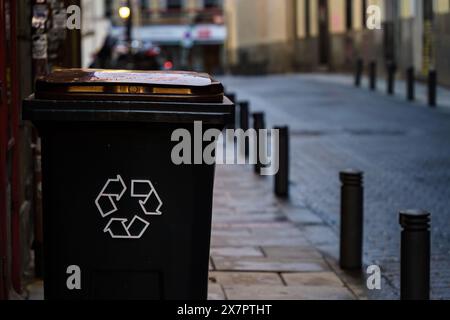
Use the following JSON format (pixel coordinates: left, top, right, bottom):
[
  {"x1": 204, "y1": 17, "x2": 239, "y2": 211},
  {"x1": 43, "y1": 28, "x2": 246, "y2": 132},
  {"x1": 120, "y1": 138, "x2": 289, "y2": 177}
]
[{"x1": 94, "y1": 175, "x2": 163, "y2": 239}]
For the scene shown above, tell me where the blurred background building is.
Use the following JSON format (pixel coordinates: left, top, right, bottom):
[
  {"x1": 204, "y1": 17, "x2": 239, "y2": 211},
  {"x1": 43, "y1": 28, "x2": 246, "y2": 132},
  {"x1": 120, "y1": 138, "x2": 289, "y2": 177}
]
[
  {"x1": 55, "y1": 0, "x2": 450, "y2": 84},
  {"x1": 227, "y1": 0, "x2": 450, "y2": 85},
  {"x1": 97, "y1": 0, "x2": 226, "y2": 74},
  {"x1": 1, "y1": 0, "x2": 450, "y2": 299}
]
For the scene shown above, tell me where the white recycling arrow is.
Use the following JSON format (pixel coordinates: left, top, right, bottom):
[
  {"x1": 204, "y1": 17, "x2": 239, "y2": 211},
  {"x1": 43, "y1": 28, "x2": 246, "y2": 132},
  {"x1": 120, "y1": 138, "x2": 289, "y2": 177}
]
[
  {"x1": 131, "y1": 180, "x2": 163, "y2": 216},
  {"x1": 103, "y1": 216, "x2": 150, "y2": 239},
  {"x1": 95, "y1": 175, "x2": 127, "y2": 218},
  {"x1": 95, "y1": 176, "x2": 162, "y2": 239}
]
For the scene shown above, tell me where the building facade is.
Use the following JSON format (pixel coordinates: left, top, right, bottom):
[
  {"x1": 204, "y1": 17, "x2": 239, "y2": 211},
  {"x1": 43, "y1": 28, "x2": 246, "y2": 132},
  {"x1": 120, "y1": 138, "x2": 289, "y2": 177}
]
[
  {"x1": 1, "y1": 0, "x2": 86, "y2": 299},
  {"x1": 225, "y1": 0, "x2": 450, "y2": 86},
  {"x1": 81, "y1": 0, "x2": 111, "y2": 68},
  {"x1": 224, "y1": 0, "x2": 297, "y2": 74},
  {"x1": 108, "y1": 0, "x2": 226, "y2": 74}
]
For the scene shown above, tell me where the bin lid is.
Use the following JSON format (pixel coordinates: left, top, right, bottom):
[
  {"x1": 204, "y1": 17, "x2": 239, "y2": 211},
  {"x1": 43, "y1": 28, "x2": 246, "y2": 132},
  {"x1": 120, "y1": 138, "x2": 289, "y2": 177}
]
[
  {"x1": 23, "y1": 69, "x2": 234, "y2": 125},
  {"x1": 34, "y1": 69, "x2": 224, "y2": 103}
]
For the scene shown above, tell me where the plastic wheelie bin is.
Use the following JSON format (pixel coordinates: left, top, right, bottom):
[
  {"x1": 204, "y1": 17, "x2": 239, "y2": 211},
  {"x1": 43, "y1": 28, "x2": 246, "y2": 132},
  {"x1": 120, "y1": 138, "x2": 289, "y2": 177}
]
[{"x1": 23, "y1": 69, "x2": 234, "y2": 300}]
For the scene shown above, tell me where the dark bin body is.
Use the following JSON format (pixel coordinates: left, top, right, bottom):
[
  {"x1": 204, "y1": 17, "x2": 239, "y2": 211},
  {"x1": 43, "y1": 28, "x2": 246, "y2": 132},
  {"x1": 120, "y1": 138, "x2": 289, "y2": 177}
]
[{"x1": 23, "y1": 70, "x2": 234, "y2": 300}]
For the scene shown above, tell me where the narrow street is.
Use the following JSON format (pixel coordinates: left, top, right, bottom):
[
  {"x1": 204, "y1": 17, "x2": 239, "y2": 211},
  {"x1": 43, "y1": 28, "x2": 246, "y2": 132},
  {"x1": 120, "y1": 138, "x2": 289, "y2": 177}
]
[
  {"x1": 2, "y1": 0, "x2": 450, "y2": 304},
  {"x1": 217, "y1": 74, "x2": 450, "y2": 299}
]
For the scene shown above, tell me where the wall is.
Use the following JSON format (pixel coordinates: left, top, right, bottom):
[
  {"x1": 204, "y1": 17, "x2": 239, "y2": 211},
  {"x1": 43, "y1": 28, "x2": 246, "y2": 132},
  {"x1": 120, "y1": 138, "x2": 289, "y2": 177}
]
[
  {"x1": 434, "y1": 8, "x2": 450, "y2": 85},
  {"x1": 224, "y1": 0, "x2": 450, "y2": 86},
  {"x1": 81, "y1": 0, "x2": 111, "y2": 67},
  {"x1": 225, "y1": 0, "x2": 294, "y2": 74},
  {"x1": 294, "y1": 0, "x2": 318, "y2": 71}
]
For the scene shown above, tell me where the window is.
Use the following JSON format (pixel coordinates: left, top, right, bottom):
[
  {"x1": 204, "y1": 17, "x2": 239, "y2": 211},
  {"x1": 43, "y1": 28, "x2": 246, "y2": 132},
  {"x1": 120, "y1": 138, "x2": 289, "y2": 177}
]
[
  {"x1": 204, "y1": 0, "x2": 220, "y2": 9},
  {"x1": 346, "y1": 0, "x2": 353, "y2": 30},
  {"x1": 305, "y1": 0, "x2": 310, "y2": 37},
  {"x1": 167, "y1": 0, "x2": 183, "y2": 10},
  {"x1": 105, "y1": 0, "x2": 112, "y2": 17},
  {"x1": 140, "y1": 0, "x2": 149, "y2": 10},
  {"x1": 362, "y1": 0, "x2": 367, "y2": 29},
  {"x1": 423, "y1": 0, "x2": 433, "y2": 20}
]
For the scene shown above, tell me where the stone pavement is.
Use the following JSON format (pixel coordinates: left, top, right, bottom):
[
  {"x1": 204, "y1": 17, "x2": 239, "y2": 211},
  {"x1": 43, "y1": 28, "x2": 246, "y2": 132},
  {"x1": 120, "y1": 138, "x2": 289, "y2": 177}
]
[{"x1": 207, "y1": 163, "x2": 366, "y2": 300}]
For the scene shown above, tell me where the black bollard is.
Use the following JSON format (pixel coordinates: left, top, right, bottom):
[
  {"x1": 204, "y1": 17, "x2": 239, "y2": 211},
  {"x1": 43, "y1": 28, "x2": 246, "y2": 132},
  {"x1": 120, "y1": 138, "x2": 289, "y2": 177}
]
[
  {"x1": 253, "y1": 112, "x2": 265, "y2": 175},
  {"x1": 428, "y1": 70, "x2": 437, "y2": 107},
  {"x1": 369, "y1": 61, "x2": 377, "y2": 91},
  {"x1": 240, "y1": 101, "x2": 250, "y2": 157},
  {"x1": 399, "y1": 210, "x2": 430, "y2": 300},
  {"x1": 225, "y1": 93, "x2": 237, "y2": 129},
  {"x1": 387, "y1": 62, "x2": 396, "y2": 95},
  {"x1": 339, "y1": 170, "x2": 364, "y2": 270},
  {"x1": 355, "y1": 59, "x2": 363, "y2": 87},
  {"x1": 406, "y1": 66, "x2": 415, "y2": 101},
  {"x1": 239, "y1": 101, "x2": 249, "y2": 131},
  {"x1": 227, "y1": 92, "x2": 236, "y2": 104},
  {"x1": 274, "y1": 126, "x2": 289, "y2": 198}
]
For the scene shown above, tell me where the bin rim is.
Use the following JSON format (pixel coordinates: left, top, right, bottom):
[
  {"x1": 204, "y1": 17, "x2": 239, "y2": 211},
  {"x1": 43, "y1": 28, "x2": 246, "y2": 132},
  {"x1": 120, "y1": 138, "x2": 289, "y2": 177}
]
[
  {"x1": 22, "y1": 94, "x2": 235, "y2": 125},
  {"x1": 35, "y1": 69, "x2": 224, "y2": 103}
]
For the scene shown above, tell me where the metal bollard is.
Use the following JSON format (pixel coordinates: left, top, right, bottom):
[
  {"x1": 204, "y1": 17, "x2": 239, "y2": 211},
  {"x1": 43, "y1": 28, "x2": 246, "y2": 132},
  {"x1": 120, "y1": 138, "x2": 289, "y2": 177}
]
[
  {"x1": 226, "y1": 93, "x2": 237, "y2": 129},
  {"x1": 399, "y1": 210, "x2": 430, "y2": 300},
  {"x1": 239, "y1": 101, "x2": 249, "y2": 131},
  {"x1": 355, "y1": 59, "x2": 363, "y2": 87},
  {"x1": 387, "y1": 62, "x2": 396, "y2": 95},
  {"x1": 339, "y1": 170, "x2": 364, "y2": 270},
  {"x1": 274, "y1": 126, "x2": 289, "y2": 198},
  {"x1": 406, "y1": 67, "x2": 415, "y2": 101},
  {"x1": 240, "y1": 101, "x2": 250, "y2": 157},
  {"x1": 369, "y1": 61, "x2": 377, "y2": 91},
  {"x1": 227, "y1": 92, "x2": 236, "y2": 104},
  {"x1": 428, "y1": 70, "x2": 437, "y2": 107},
  {"x1": 253, "y1": 112, "x2": 266, "y2": 175}
]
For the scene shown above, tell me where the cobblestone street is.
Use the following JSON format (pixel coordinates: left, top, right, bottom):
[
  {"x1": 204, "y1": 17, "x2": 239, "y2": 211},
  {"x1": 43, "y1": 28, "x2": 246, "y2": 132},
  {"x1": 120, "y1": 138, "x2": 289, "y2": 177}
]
[{"x1": 217, "y1": 73, "x2": 450, "y2": 299}]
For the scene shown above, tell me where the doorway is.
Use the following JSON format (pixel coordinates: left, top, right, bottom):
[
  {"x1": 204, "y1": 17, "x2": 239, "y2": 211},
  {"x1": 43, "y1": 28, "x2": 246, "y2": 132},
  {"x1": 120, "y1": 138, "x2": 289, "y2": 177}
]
[{"x1": 318, "y1": 0, "x2": 329, "y2": 66}]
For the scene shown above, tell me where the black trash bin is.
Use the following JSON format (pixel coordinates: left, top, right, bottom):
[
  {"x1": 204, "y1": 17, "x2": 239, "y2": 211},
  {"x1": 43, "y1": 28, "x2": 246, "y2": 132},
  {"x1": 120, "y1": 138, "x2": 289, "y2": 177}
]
[{"x1": 23, "y1": 69, "x2": 234, "y2": 300}]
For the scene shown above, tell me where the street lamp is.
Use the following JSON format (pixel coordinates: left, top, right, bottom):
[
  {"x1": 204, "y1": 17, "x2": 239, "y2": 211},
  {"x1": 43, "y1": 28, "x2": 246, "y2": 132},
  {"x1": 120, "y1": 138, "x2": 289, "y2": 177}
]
[
  {"x1": 119, "y1": 0, "x2": 132, "y2": 44},
  {"x1": 118, "y1": 6, "x2": 131, "y2": 20}
]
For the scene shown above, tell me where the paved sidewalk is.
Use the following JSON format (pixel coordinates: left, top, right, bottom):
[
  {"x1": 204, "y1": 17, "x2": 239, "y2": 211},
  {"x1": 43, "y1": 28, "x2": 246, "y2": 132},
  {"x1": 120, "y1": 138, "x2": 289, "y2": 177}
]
[{"x1": 208, "y1": 163, "x2": 366, "y2": 300}]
